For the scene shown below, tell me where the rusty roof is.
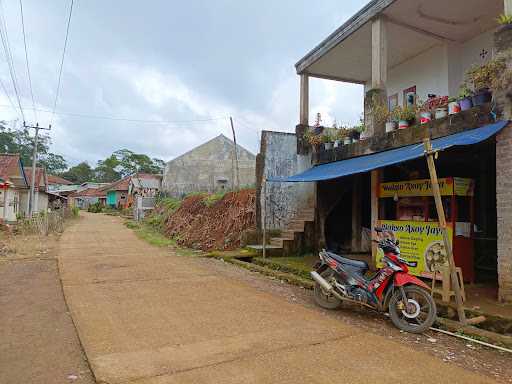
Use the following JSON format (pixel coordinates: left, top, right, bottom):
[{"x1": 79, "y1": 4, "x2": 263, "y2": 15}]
[
  {"x1": 24, "y1": 167, "x2": 47, "y2": 190},
  {"x1": 48, "y1": 174, "x2": 73, "y2": 185},
  {"x1": 0, "y1": 154, "x2": 27, "y2": 187}
]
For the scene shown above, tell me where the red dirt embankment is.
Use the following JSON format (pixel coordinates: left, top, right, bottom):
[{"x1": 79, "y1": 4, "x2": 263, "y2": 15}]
[{"x1": 164, "y1": 189, "x2": 256, "y2": 251}]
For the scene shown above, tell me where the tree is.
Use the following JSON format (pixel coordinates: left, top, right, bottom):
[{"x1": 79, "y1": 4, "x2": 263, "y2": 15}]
[
  {"x1": 94, "y1": 155, "x2": 121, "y2": 182},
  {"x1": 60, "y1": 162, "x2": 95, "y2": 184},
  {"x1": 0, "y1": 121, "x2": 67, "y2": 173},
  {"x1": 112, "y1": 149, "x2": 164, "y2": 176}
]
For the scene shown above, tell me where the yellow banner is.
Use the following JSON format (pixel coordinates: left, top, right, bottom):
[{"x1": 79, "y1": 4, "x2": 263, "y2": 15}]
[
  {"x1": 379, "y1": 178, "x2": 473, "y2": 198},
  {"x1": 377, "y1": 220, "x2": 453, "y2": 277}
]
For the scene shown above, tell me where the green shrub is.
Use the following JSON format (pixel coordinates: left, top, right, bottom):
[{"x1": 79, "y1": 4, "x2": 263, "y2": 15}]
[
  {"x1": 87, "y1": 202, "x2": 103, "y2": 213},
  {"x1": 72, "y1": 206, "x2": 80, "y2": 217},
  {"x1": 158, "y1": 197, "x2": 181, "y2": 212},
  {"x1": 202, "y1": 191, "x2": 226, "y2": 207}
]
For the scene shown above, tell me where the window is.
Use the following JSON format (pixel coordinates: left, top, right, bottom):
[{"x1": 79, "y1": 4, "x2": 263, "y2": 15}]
[{"x1": 403, "y1": 86, "x2": 417, "y2": 107}]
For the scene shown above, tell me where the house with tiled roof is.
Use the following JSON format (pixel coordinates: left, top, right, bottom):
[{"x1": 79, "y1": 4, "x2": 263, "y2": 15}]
[
  {"x1": 0, "y1": 154, "x2": 28, "y2": 222},
  {"x1": 68, "y1": 186, "x2": 107, "y2": 210},
  {"x1": 21, "y1": 167, "x2": 49, "y2": 216},
  {"x1": 105, "y1": 176, "x2": 130, "y2": 208}
]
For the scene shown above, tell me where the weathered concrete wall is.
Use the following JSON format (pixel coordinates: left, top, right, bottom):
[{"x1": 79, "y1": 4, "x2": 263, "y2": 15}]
[
  {"x1": 162, "y1": 134, "x2": 256, "y2": 197},
  {"x1": 494, "y1": 26, "x2": 512, "y2": 303},
  {"x1": 256, "y1": 131, "x2": 314, "y2": 230}
]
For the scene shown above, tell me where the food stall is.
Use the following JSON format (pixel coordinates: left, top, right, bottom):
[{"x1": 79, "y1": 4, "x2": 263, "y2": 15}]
[{"x1": 377, "y1": 177, "x2": 475, "y2": 282}]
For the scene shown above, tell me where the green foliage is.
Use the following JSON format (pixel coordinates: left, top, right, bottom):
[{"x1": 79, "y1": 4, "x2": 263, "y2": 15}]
[
  {"x1": 112, "y1": 149, "x2": 165, "y2": 177},
  {"x1": 0, "y1": 123, "x2": 67, "y2": 173},
  {"x1": 497, "y1": 13, "x2": 512, "y2": 25},
  {"x1": 60, "y1": 162, "x2": 95, "y2": 183},
  {"x1": 94, "y1": 154, "x2": 122, "y2": 182},
  {"x1": 158, "y1": 197, "x2": 181, "y2": 212},
  {"x1": 71, "y1": 206, "x2": 80, "y2": 217},
  {"x1": 202, "y1": 191, "x2": 226, "y2": 207},
  {"x1": 87, "y1": 201, "x2": 103, "y2": 213}
]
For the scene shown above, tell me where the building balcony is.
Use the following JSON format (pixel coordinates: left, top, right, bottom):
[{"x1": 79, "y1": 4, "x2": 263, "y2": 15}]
[{"x1": 297, "y1": 103, "x2": 494, "y2": 166}]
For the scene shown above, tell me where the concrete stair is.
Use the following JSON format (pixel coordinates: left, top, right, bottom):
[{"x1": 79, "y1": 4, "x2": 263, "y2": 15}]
[{"x1": 248, "y1": 208, "x2": 315, "y2": 257}]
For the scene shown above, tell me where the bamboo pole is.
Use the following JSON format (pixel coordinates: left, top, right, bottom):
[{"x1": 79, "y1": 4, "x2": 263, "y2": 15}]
[{"x1": 423, "y1": 138, "x2": 466, "y2": 324}]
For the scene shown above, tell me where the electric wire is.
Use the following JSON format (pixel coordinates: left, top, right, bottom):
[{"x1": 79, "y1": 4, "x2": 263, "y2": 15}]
[
  {"x1": 19, "y1": 0, "x2": 37, "y2": 121},
  {"x1": 50, "y1": 0, "x2": 74, "y2": 125},
  {"x1": 0, "y1": 77, "x2": 18, "y2": 115},
  {"x1": 0, "y1": 103, "x2": 228, "y2": 124},
  {"x1": 0, "y1": 0, "x2": 25, "y2": 122}
]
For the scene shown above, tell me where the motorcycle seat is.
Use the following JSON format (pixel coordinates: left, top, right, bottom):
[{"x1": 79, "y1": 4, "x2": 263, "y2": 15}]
[{"x1": 326, "y1": 251, "x2": 369, "y2": 271}]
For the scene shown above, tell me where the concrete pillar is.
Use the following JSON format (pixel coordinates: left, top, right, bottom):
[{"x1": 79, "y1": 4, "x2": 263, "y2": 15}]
[
  {"x1": 371, "y1": 17, "x2": 387, "y2": 89},
  {"x1": 505, "y1": 0, "x2": 512, "y2": 15},
  {"x1": 494, "y1": 26, "x2": 512, "y2": 302},
  {"x1": 299, "y1": 73, "x2": 309, "y2": 125}
]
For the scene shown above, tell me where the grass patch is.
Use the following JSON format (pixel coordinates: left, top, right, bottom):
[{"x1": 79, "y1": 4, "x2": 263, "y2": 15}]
[
  {"x1": 202, "y1": 191, "x2": 226, "y2": 207},
  {"x1": 124, "y1": 220, "x2": 202, "y2": 257},
  {"x1": 252, "y1": 255, "x2": 318, "y2": 280}
]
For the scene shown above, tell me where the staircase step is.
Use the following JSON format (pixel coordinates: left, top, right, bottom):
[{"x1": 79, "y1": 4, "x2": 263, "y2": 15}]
[
  {"x1": 280, "y1": 230, "x2": 295, "y2": 240},
  {"x1": 270, "y1": 238, "x2": 283, "y2": 247}
]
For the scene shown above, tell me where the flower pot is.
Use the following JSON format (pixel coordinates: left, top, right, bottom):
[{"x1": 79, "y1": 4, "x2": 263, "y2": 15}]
[
  {"x1": 434, "y1": 107, "x2": 448, "y2": 119},
  {"x1": 385, "y1": 121, "x2": 397, "y2": 132},
  {"x1": 459, "y1": 97, "x2": 473, "y2": 111},
  {"x1": 472, "y1": 89, "x2": 492, "y2": 106},
  {"x1": 448, "y1": 101, "x2": 461, "y2": 115},
  {"x1": 420, "y1": 112, "x2": 432, "y2": 124},
  {"x1": 333, "y1": 140, "x2": 341, "y2": 148},
  {"x1": 398, "y1": 120, "x2": 409, "y2": 130},
  {"x1": 324, "y1": 142, "x2": 333, "y2": 150},
  {"x1": 343, "y1": 137, "x2": 352, "y2": 145}
]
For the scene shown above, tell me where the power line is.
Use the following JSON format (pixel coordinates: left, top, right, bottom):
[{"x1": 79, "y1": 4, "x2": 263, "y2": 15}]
[
  {"x1": 0, "y1": 103, "x2": 228, "y2": 124},
  {"x1": 0, "y1": 77, "x2": 18, "y2": 114},
  {"x1": 19, "y1": 0, "x2": 37, "y2": 121},
  {"x1": 50, "y1": 0, "x2": 74, "y2": 125},
  {"x1": 0, "y1": 0, "x2": 25, "y2": 122}
]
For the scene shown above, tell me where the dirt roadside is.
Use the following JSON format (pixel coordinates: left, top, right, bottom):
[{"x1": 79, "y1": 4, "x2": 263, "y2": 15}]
[
  {"x1": 58, "y1": 212, "x2": 507, "y2": 384},
  {"x1": 0, "y1": 230, "x2": 95, "y2": 384}
]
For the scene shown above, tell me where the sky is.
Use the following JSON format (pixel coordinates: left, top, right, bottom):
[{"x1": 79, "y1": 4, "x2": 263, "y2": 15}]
[{"x1": 0, "y1": 0, "x2": 366, "y2": 167}]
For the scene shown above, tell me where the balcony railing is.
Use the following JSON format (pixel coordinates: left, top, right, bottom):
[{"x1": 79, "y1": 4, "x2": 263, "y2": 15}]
[{"x1": 298, "y1": 104, "x2": 494, "y2": 166}]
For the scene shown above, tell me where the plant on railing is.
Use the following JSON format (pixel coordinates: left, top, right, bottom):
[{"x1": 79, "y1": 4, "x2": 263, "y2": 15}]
[{"x1": 497, "y1": 13, "x2": 512, "y2": 25}]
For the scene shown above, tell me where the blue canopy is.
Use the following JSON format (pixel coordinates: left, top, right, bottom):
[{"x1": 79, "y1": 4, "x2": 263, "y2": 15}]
[{"x1": 270, "y1": 120, "x2": 509, "y2": 182}]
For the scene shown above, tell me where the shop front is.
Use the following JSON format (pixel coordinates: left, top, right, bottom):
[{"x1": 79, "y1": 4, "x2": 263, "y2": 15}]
[{"x1": 377, "y1": 177, "x2": 475, "y2": 282}]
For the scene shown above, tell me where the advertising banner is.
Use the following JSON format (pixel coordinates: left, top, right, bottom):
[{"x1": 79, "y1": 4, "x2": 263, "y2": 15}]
[
  {"x1": 379, "y1": 177, "x2": 474, "y2": 198},
  {"x1": 377, "y1": 220, "x2": 453, "y2": 277}
]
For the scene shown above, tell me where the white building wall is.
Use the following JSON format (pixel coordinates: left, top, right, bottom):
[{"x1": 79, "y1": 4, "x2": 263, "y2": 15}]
[
  {"x1": 0, "y1": 189, "x2": 20, "y2": 222},
  {"x1": 384, "y1": 29, "x2": 495, "y2": 106}
]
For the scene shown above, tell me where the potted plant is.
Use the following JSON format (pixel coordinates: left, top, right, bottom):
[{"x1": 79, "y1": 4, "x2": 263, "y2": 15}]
[
  {"x1": 458, "y1": 85, "x2": 473, "y2": 111},
  {"x1": 392, "y1": 105, "x2": 416, "y2": 129},
  {"x1": 417, "y1": 99, "x2": 432, "y2": 124},
  {"x1": 334, "y1": 128, "x2": 347, "y2": 148},
  {"x1": 447, "y1": 97, "x2": 461, "y2": 115},
  {"x1": 306, "y1": 131, "x2": 323, "y2": 152},
  {"x1": 497, "y1": 13, "x2": 512, "y2": 30},
  {"x1": 323, "y1": 130, "x2": 335, "y2": 150},
  {"x1": 465, "y1": 58, "x2": 506, "y2": 106}
]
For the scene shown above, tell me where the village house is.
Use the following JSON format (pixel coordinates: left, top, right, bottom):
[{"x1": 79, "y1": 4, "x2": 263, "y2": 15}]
[
  {"x1": 105, "y1": 176, "x2": 130, "y2": 209},
  {"x1": 68, "y1": 183, "x2": 108, "y2": 210},
  {"x1": 0, "y1": 154, "x2": 28, "y2": 222},
  {"x1": 20, "y1": 167, "x2": 49, "y2": 216},
  {"x1": 162, "y1": 134, "x2": 256, "y2": 197},
  {"x1": 255, "y1": 0, "x2": 512, "y2": 303}
]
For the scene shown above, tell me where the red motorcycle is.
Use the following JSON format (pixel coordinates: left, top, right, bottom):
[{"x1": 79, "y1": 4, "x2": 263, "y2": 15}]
[{"x1": 311, "y1": 228, "x2": 436, "y2": 333}]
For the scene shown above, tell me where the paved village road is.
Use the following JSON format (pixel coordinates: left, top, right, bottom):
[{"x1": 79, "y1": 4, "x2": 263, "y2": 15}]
[{"x1": 58, "y1": 213, "x2": 497, "y2": 384}]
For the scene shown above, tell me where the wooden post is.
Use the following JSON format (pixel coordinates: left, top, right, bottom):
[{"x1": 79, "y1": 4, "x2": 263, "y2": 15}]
[
  {"x1": 371, "y1": 170, "x2": 380, "y2": 268},
  {"x1": 371, "y1": 17, "x2": 387, "y2": 89},
  {"x1": 262, "y1": 177, "x2": 267, "y2": 259},
  {"x1": 299, "y1": 73, "x2": 309, "y2": 125},
  {"x1": 423, "y1": 138, "x2": 466, "y2": 324},
  {"x1": 351, "y1": 174, "x2": 362, "y2": 252}
]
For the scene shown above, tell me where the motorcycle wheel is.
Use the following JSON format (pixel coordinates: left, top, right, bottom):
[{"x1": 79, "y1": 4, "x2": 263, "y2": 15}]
[
  {"x1": 313, "y1": 269, "x2": 343, "y2": 310},
  {"x1": 388, "y1": 285, "x2": 436, "y2": 333}
]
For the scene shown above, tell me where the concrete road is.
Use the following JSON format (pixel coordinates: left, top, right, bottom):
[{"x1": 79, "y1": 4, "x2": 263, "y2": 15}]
[{"x1": 58, "y1": 213, "x2": 496, "y2": 384}]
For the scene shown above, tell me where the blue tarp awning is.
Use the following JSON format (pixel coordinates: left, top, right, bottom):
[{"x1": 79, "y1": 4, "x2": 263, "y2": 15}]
[{"x1": 269, "y1": 120, "x2": 509, "y2": 182}]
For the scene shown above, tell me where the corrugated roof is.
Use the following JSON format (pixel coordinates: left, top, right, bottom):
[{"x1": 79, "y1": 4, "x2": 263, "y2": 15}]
[
  {"x1": 70, "y1": 187, "x2": 106, "y2": 198},
  {"x1": 48, "y1": 174, "x2": 73, "y2": 185}
]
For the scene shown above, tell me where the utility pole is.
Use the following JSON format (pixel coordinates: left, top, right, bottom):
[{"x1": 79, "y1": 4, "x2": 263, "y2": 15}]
[
  {"x1": 229, "y1": 117, "x2": 240, "y2": 191},
  {"x1": 24, "y1": 122, "x2": 51, "y2": 217}
]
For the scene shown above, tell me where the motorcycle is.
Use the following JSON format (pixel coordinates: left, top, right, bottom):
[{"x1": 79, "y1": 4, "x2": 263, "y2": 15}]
[{"x1": 310, "y1": 228, "x2": 436, "y2": 333}]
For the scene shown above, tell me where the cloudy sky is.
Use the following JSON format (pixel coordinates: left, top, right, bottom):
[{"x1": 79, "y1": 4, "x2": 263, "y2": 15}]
[{"x1": 0, "y1": 0, "x2": 365, "y2": 166}]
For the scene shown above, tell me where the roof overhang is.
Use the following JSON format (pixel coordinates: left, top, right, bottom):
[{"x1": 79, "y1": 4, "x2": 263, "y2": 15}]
[{"x1": 296, "y1": 0, "x2": 503, "y2": 83}]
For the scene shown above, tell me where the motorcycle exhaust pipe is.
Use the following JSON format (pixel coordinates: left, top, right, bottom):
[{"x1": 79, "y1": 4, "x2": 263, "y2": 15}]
[{"x1": 311, "y1": 271, "x2": 334, "y2": 292}]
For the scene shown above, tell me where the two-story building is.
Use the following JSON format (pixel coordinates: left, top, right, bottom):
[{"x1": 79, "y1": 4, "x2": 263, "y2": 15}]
[{"x1": 257, "y1": 0, "x2": 512, "y2": 303}]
